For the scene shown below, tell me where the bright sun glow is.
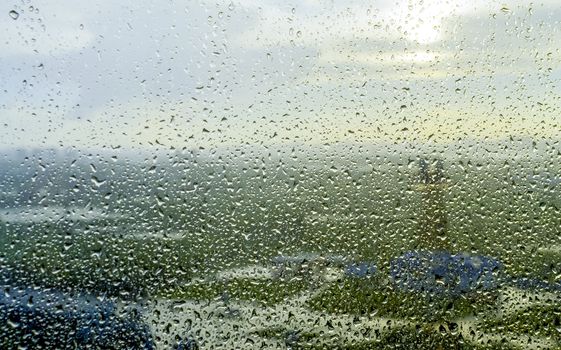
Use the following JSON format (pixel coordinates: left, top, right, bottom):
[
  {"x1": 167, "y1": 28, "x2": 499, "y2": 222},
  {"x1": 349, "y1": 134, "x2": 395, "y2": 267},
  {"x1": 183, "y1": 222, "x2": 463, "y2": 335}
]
[
  {"x1": 394, "y1": 51, "x2": 443, "y2": 63},
  {"x1": 408, "y1": 21, "x2": 443, "y2": 44},
  {"x1": 393, "y1": 0, "x2": 459, "y2": 45}
]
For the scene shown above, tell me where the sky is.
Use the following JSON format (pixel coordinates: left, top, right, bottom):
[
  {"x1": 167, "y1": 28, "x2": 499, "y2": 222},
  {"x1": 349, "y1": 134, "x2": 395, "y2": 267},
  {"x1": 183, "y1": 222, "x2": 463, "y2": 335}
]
[{"x1": 1, "y1": 0, "x2": 561, "y2": 151}]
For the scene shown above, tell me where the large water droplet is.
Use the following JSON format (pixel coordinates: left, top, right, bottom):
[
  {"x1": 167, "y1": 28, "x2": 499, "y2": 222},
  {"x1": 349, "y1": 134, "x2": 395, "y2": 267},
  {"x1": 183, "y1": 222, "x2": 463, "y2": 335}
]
[{"x1": 9, "y1": 10, "x2": 19, "y2": 20}]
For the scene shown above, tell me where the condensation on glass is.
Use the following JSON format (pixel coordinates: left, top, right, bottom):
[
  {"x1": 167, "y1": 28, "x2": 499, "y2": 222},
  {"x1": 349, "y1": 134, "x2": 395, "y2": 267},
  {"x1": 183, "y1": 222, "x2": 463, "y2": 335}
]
[{"x1": 1, "y1": 0, "x2": 561, "y2": 349}]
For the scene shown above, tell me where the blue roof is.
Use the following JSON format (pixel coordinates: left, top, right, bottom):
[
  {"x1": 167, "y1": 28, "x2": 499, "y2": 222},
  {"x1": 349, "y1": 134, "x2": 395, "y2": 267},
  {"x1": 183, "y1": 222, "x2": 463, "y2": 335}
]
[
  {"x1": 390, "y1": 251, "x2": 501, "y2": 296},
  {"x1": 344, "y1": 262, "x2": 377, "y2": 278}
]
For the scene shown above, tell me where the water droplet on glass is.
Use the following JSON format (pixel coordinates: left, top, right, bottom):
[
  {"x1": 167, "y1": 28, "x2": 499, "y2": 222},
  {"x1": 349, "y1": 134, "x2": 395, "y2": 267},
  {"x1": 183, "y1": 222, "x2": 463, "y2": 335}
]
[{"x1": 8, "y1": 10, "x2": 19, "y2": 20}]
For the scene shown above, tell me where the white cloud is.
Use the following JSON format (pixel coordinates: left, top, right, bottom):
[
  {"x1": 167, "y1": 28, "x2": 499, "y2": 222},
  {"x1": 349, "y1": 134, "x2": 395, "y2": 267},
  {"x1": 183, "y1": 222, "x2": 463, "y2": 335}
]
[{"x1": 1, "y1": 0, "x2": 561, "y2": 151}]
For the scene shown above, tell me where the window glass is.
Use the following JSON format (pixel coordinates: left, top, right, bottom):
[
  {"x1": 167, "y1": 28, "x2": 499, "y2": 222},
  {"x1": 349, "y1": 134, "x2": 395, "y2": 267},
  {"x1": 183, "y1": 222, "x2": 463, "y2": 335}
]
[{"x1": 2, "y1": 1, "x2": 561, "y2": 349}]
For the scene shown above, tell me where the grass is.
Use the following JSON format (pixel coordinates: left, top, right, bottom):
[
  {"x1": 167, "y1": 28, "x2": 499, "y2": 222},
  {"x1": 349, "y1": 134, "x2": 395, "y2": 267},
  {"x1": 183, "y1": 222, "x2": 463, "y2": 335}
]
[
  {"x1": 372, "y1": 326, "x2": 518, "y2": 350},
  {"x1": 308, "y1": 278, "x2": 499, "y2": 322},
  {"x1": 2, "y1": 158, "x2": 561, "y2": 303},
  {"x1": 0, "y1": 220, "x2": 198, "y2": 297},
  {"x1": 159, "y1": 277, "x2": 310, "y2": 305},
  {"x1": 481, "y1": 304, "x2": 561, "y2": 341},
  {"x1": 255, "y1": 325, "x2": 519, "y2": 350},
  {"x1": 2, "y1": 155, "x2": 561, "y2": 348}
]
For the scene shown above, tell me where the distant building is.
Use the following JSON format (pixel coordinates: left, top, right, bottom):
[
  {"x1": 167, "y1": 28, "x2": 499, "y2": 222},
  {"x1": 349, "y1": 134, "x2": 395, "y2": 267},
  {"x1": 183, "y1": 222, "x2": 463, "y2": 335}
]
[{"x1": 417, "y1": 158, "x2": 449, "y2": 251}]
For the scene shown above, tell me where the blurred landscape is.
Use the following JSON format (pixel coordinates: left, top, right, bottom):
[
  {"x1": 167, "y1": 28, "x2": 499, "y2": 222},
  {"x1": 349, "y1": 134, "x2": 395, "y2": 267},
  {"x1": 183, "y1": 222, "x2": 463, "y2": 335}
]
[
  {"x1": 3, "y1": 0, "x2": 561, "y2": 347},
  {"x1": 1, "y1": 139, "x2": 561, "y2": 348}
]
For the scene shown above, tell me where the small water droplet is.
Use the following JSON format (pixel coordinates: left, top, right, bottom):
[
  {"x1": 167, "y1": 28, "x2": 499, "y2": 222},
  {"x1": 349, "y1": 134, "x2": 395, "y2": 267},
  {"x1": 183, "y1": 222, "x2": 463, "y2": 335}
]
[
  {"x1": 79, "y1": 23, "x2": 84, "y2": 30},
  {"x1": 9, "y1": 10, "x2": 19, "y2": 20},
  {"x1": 500, "y1": 6, "x2": 511, "y2": 13}
]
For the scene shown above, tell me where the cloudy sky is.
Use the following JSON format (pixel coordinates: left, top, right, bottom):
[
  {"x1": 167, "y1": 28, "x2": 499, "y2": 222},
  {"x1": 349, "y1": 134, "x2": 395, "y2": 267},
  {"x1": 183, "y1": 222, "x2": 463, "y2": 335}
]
[{"x1": 1, "y1": 0, "x2": 560, "y2": 150}]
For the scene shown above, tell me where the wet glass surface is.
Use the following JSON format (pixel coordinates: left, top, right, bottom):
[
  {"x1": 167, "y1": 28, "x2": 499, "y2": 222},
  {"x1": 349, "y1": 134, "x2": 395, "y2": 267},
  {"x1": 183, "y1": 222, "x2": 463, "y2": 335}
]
[{"x1": 2, "y1": 1, "x2": 561, "y2": 349}]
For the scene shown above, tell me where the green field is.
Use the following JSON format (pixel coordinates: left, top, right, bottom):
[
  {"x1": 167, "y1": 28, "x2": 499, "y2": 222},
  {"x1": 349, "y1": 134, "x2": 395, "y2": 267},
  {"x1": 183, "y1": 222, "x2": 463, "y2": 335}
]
[{"x1": 2, "y1": 148, "x2": 561, "y2": 348}]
